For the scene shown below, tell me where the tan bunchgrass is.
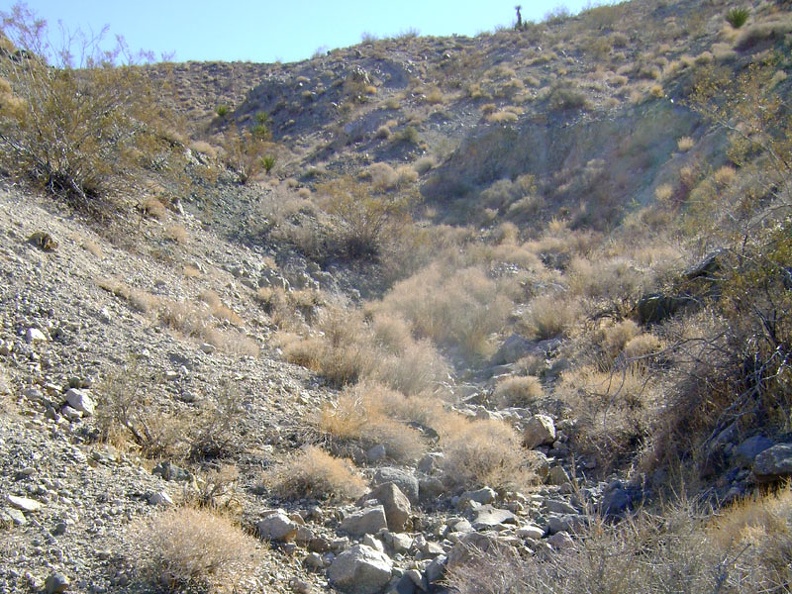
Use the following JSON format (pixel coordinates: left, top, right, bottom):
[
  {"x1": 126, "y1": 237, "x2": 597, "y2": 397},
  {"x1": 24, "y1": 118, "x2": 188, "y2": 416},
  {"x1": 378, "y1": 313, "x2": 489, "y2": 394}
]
[
  {"x1": 164, "y1": 224, "x2": 189, "y2": 244},
  {"x1": 126, "y1": 506, "x2": 262, "y2": 593},
  {"x1": 493, "y1": 375, "x2": 544, "y2": 409},
  {"x1": 438, "y1": 417, "x2": 539, "y2": 491},
  {"x1": 522, "y1": 292, "x2": 581, "y2": 340},
  {"x1": 264, "y1": 445, "x2": 366, "y2": 501},
  {"x1": 319, "y1": 382, "x2": 428, "y2": 463},
  {"x1": 677, "y1": 136, "x2": 695, "y2": 152}
]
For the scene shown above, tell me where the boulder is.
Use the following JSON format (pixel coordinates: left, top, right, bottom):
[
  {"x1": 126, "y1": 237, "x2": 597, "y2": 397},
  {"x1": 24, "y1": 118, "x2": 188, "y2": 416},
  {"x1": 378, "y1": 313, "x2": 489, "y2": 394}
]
[
  {"x1": 523, "y1": 414, "x2": 556, "y2": 449},
  {"x1": 65, "y1": 388, "x2": 95, "y2": 416},
  {"x1": 458, "y1": 487, "x2": 497, "y2": 507},
  {"x1": 471, "y1": 505, "x2": 518, "y2": 530},
  {"x1": 367, "y1": 483, "x2": 411, "y2": 532},
  {"x1": 373, "y1": 468, "x2": 419, "y2": 504},
  {"x1": 327, "y1": 544, "x2": 393, "y2": 594},
  {"x1": 492, "y1": 334, "x2": 534, "y2": 365},
  {"x1": 257, "y1": 511, "x2": 299, "y2": 542},
  {"x1": 734, "y1": 435, "x2": 774, "y2": 468},
  {"x1": 340, "y1": 506, "x2": 388, "y2": 536},
  {"x1": 753, "y1": 443, "x2": 792, "y2": 482}
]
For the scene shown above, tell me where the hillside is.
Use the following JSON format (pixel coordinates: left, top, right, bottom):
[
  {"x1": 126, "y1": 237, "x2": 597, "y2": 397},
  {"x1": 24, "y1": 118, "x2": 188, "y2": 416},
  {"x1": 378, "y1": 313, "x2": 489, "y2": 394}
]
[{"x1": 2, "y1": 0, "x2": 792, "y2": 593}]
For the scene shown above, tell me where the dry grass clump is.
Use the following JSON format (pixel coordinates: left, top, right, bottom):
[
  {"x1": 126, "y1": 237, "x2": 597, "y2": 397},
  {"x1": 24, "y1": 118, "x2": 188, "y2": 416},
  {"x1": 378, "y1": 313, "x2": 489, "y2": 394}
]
[
  {"x1": 600, "y1": 319, "x2": 642, "y2": 361},
  {"x1": 493, "y1": 375, "x2": 543, "y2": 409},
  {"x1": 264, "y1": 445, "x2": 366, "y2": 501},
  {"x1": 280, "y1": 297, "x2": 449, "y2": 394},
  {"x1": 379, "y1": 264, "x2": 511, "y2": 359},
  {"x1": 163, "y1": 224, "x2": 189, "y2": 244},
  {"x1": 449, "y1": 489, "x2": 792, "y2": 594},
  {"x1": 521, "y1": 292, "x2": 581, "y2": 340},
  {"x1": 126, "y1": 506, "x2": 261, "y2": 593},
  {"x1": 282, "y1": 306, "x2": 374, "y2": 387},
  {"x1": 319, "y1": 382, "x2": 429, "y2": 463},
  {"x1": 369, "y1": 336, "x2": 450, "y2": 396},
  {"x1": 438, "y1": 417, "x2": 539, "y2": 492},
  {"x1": 257, "y1": 287, "x2": 324, "y2": 332},
  {"x1": 567, "y1": 255, "x2": 648, "y2": 304},
  {"x1": 97, "y1": 279, "x2": 258, "y2": 356},
  {"x1": 555, "y1": 363, "x2": 657, "y2": 471},
  {"x1": 199, "y1": 289, "x2": 244, "y2": 326}
]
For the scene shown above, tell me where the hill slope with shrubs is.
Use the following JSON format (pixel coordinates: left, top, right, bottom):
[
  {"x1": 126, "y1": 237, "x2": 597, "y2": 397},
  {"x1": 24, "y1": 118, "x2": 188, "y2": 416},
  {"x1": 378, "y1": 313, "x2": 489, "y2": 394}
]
[{"x1": 2, "y1": 0, "x2": 792, "y2": 593}]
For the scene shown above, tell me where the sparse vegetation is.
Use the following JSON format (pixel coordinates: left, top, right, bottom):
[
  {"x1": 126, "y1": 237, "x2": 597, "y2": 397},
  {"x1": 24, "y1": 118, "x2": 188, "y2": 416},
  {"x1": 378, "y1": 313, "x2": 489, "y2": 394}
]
[
  {"x1": 5, "y1": 0, "x2": 792, "y2": 590},
  {"x1": 126, "y1": 506, "x2": 261, "y2": 593},
  {"x1": 264, "y1": 445, "x2": 367, "y2": 501},
  {"x1": 0, "y1": 4, "x2": 187, "y2": 216}
]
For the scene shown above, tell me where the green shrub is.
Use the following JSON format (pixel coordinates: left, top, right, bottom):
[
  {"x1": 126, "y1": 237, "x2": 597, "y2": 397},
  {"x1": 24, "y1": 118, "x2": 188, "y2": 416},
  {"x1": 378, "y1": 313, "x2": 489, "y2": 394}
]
[
  {"x1": 215, "y1": 104, "x2": 230, "y2": 117},
  {"x1": 725, "y1": 7, "x2": 750, "y2": 29}
]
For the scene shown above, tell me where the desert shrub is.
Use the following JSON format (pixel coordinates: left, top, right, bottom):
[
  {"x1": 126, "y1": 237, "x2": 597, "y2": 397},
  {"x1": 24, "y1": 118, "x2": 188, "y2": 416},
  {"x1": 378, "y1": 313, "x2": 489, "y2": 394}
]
[
  {"x1": 448, "y1": 491, "x2": 792, "y2": 594},
  {"x1": 547, "y1": 82, "x2": 588, "y2": 111},
  {"x1": 126, "y1": 506, "x2": 261, "y2": 593},
  {"x1": 319, "y1": 382, "x2": 429, "y2": 462},
  {"x1": 220, "y1": 127, "x2": 277, "y2": 184},
  {"x1": 265, "y1": 445, "x2": 366, "y2": 501},
  {"x1": 621, "y1": 332, "x2": 664, "y2": 362},
  {"x1": 479, "y1": 175, "x2": 536, "y2": 212},
  {"x1": 725, "y1": 7, "x2": 750, "y2": 29},
  {"x1": 283, "y1": 306, "x2": 374, "y2": 387},
  {"x1": 318, "y1": 175, "x2": 416, "y2": 259},
  {"x1": 380, "y1": 264, "x2": 511, "y2": 360},
  {"x1": 735, "y1": 15, "x2": 792, "y2": 50},
  {"x1": 493, "y1": 375, "x2": 543, "y2": 408},
  {"x1": 556, "y1": 363, "x2": 657, "y2": 471},
  {"x1": 0, "y1": 7, "x2": 179, "y2": 213},
  {"x1": 600, "y1": 319, "x2": 642, "y2": 361},
  {"x1": 522, "y1": 292, "x2": 581, "y2": 340},
  {"x1": 439, "y1": 417, "x2": 539, "y2": 491},
  {"x1": 95, "y1": 357, "x2": 188, "y2": 458},
  {"x1": 370, "y1": 337, "x2": 450, "y2": 396},
  {"x1": 568, "y1": 255, "x2": 649, "y2": 308},
  {"x1": 187, "y1": 381, "x2": 249, "y2": 461}
]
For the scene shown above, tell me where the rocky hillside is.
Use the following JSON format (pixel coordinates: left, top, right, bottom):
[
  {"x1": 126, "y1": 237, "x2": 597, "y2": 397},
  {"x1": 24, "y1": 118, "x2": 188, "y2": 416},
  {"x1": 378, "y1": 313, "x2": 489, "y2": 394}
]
[{"x1": 3, "y1": 0, "x2": 792, "y2": 593}]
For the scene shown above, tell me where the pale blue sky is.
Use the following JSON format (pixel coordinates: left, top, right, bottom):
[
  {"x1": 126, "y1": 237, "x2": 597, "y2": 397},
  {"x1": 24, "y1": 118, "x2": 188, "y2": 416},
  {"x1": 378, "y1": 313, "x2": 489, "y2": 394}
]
[{"x1": 11, "y1": 1, "x2": 601, "y2": 64}]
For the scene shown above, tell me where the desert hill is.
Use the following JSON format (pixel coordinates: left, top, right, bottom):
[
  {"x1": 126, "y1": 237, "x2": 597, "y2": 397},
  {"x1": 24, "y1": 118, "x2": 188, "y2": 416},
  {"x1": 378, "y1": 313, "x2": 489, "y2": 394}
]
[{"x1": 2, "y1": 0, "x2": 792, "y2": 592}]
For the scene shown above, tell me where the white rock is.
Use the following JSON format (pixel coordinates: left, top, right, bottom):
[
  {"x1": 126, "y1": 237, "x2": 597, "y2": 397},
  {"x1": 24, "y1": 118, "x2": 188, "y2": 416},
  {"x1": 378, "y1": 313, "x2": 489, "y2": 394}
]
[
  {"x1": 148, "y1": 491, "x2": 174, "y2": 506},
  {"x1": 517, "y1": 524, "x2": 545, "y2": 541},
  {"x1": 327, "y1": 544, "x2": 393, "y2": 594},
  {"x1": 25, "y1": 328, "x2": 48, "y2": 344},
  {"x1": 258, "y1": 511, "x2": 299, "y2": 542},
  {"x1": 523, "y1": 414, "x2": 556, "y2": 449},
  {"x1": 7, "y1": 494, "x2": 43, "y2": 512},
  {"x1": 65, "y1": 388, "x2": 95, "y2": 416},
  {"x1": 340, "y1": 506, "x2": 388, "y2": 536}
]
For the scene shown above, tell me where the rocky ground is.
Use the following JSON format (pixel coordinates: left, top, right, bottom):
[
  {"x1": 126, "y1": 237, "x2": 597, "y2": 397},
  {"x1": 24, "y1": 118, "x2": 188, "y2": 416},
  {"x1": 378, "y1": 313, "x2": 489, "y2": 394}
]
[{"x1": 0, "y1": 181, "x2": 647, "y2": 594}]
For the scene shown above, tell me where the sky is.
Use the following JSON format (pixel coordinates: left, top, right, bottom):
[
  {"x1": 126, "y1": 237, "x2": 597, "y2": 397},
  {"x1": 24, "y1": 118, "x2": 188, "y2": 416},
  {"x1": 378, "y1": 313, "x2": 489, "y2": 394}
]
[{"x1": 9, "y1": 1, "x2": 601, "y2": 65}]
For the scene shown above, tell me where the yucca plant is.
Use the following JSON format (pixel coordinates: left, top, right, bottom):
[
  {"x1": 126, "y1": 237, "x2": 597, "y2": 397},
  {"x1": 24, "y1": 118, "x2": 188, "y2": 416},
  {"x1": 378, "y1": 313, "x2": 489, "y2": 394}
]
[{"x1": 725, "y1": 7, "x2": 750, "y2": 29}]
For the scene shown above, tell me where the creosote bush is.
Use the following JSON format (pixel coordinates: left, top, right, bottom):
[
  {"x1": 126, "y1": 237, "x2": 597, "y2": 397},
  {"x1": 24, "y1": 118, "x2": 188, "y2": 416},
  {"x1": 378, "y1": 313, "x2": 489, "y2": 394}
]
[{"x1": 0, "y1": 4, "x2": 188, "y2": 216}]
